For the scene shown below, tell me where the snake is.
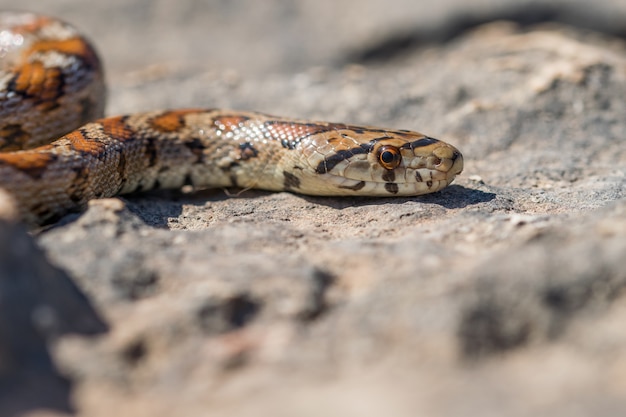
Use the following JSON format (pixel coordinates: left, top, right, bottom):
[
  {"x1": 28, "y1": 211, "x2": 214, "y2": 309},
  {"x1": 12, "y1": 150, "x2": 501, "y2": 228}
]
[{"x1": 0, "y1": 12, "x2": 463, "y2": 226}]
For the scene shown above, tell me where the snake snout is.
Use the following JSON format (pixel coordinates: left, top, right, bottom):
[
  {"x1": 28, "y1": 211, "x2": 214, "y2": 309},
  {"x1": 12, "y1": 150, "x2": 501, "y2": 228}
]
[
  {"x1": 449, "y1": 148, "x2": 463, "y2": 176},
  {"x1": 431, "y1": 143, "x2": 463, "y2": 178}
]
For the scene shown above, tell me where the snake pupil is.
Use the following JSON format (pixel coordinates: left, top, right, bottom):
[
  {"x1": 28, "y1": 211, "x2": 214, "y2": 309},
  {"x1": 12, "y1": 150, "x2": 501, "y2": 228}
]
[
  {"x1": 378, "y1": 146, "x2": 401, "y2": 169},
  {"x1": 381, "y1": 151, "x2": 394, "y2": 163}
]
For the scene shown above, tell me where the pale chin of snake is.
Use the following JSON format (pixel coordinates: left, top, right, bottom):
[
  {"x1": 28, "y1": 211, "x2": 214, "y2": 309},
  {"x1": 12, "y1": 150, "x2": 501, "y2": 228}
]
[{"x1": 0, "y1": 11, "x2": 463, "y2": 227}]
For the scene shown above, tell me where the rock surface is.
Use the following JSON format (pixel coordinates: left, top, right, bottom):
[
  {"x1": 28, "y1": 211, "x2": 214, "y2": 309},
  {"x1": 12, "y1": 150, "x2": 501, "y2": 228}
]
[{"x1": 0, "y1": 0, "x2": 625, "y2": 416}]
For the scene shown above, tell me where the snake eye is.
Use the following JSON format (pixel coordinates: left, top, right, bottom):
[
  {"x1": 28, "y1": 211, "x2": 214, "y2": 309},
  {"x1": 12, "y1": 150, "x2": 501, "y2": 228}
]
[{"x1": 378, "y1": 145, "x2": 402, "y2": 169}]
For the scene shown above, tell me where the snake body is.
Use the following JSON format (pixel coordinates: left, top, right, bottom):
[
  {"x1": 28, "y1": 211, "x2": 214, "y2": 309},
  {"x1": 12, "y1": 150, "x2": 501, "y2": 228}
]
[{"x1": 0, "y1": 12, "x2": 463, "y2": 226}]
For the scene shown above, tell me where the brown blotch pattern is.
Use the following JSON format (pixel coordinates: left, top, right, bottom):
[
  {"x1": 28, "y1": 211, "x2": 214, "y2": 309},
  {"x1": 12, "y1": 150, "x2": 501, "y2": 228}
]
[
  {"x1": 381, "y1": 170, "x2": 395, "y2": 182},
  {"x1": 239, "y1": 142, "x2": 258, "y2": 160},
  {"x1": 384, "y1": 183, "x2": 399, "y2": 194},
  {"x1": 283, "y1": 171, "x2": 301, "y2": 190},
  {"x1": 100, "y1": 117, "x2": 135, "y2": 142},
  {"x1": 66, "y1": 164, "x2": 91, "y2": 204},
  {"x1": 97, "y1": 118, "x2": 134, "y2": 182},
  {"x1": 0, "y1": 124, "x2": 31, "y2": 151},
  {"x1": 182, "y1": 138, "x2": 206, "y2": 163}
]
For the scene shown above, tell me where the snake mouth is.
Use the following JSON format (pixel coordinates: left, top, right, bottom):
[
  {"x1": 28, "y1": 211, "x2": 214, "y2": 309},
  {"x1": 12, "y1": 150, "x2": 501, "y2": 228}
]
[{"x1": 444, "y1": 148, "x2": 464, "y2": 178}]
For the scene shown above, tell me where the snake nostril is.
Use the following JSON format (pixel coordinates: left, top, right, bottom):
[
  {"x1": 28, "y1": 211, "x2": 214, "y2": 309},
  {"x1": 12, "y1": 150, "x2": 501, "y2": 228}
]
[{"x1": 433, "y1": 157, "x2": 442, "y2": 166}]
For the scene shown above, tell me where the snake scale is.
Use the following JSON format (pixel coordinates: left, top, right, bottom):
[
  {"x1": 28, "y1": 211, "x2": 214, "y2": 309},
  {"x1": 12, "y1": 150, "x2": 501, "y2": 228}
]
[{"x1": 0, "y1": 12, "x2": 463, "y2": 226}]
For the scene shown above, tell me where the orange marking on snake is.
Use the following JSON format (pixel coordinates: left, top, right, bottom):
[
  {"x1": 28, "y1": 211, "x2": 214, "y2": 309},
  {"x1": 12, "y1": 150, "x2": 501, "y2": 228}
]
[
  {"x1": 13, "y1": 62, "x2": 45, "y2": 93},
  {"x1": 12, "y1": 62, "x2": 64, "y2": 111},
  {"x1": 99, "y1": 117, "x2": 135, "y2": 141},
  {"x1": 26, "y1": 37, "x2": 102, "y2": 71},
  {"x1": 65, "y1": 131, "x2": 106, "y2": 155},
  {"x1": 150, "y1": 109, "x2": 203, "y2": 133},
  {"x1": 30, "y1": 38, "x2": 90, "y2": 56},
  {"x1": 0, "y1": 149, "x2": 55, "y2": 179}
]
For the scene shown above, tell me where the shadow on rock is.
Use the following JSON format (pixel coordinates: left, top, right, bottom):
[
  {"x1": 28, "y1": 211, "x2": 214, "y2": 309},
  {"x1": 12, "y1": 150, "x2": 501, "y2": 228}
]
[
  {"x1": 301, "y1": 184, "x2": 494, "y2": 210},
  {"x1": 0, "y1": 220, "x2": 108, "y2": 416}
]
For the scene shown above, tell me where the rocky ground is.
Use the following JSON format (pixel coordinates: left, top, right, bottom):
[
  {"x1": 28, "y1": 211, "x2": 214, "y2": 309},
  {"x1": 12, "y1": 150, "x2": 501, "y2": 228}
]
[{"x1": 1, "y1": 0, "x2": 625, "y2": 416}]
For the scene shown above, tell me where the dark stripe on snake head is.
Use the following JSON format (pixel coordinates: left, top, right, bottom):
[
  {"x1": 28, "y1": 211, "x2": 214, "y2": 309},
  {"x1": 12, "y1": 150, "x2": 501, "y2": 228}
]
[
  {"x1": 385, "y1": 183, "x2": 399, "y2": 194},
  {"x1": 315, "y1": 143, "x2": 372, "y2": 174},
  {"x1": 400, "y1": 137, "x2": 440, "y2": 150}
]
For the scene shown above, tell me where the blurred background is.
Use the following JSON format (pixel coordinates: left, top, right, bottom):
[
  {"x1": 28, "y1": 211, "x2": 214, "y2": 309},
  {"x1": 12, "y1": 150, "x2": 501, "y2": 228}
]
[{"x1": 1, "y1": 0, "x2": 624, "y2": 78}]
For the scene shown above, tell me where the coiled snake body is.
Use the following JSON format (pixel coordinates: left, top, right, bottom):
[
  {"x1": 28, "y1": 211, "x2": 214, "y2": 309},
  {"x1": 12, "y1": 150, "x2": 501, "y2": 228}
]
[{"x1": 0, "y1": 12, "x2": 463, "y2": 226}]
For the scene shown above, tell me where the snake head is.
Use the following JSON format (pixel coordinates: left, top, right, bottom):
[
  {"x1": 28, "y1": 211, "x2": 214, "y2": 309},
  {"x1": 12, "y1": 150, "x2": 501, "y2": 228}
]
[{"x1": 296, "y1": 127, "x2": 463, "y2": 196}]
